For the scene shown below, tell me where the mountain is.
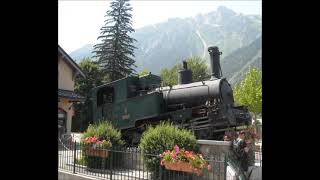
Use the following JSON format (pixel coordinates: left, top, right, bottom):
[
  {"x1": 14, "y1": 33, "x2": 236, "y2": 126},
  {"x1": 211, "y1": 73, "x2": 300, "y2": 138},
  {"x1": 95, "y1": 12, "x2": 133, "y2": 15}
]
[
  {"x1": 69, "y1": 6, "x2": 261, "y2": 79},
  {"x1": 69, "y1": 44, "x2": 94, "y2": 63},
  {"x1": 132, "y1": 6, "x2": 261, "y2": 73},
  {"x1": 221, "y1": 36, "x2": 262, "y2": 85}
]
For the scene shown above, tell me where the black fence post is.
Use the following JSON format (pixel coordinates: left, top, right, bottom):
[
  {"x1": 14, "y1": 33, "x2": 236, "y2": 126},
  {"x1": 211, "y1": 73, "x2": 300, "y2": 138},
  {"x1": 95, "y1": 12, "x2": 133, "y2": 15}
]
[
  {"x1": 159, "y1": 163, "x2": 162, "y2": 180},
  {"x1": 73, "y1": 140, "x2": 77, "y2": 174},
  {"x1": 110, "y1": 151, "x2": 113, "y2": 180},
  {"x1": 224, "y1": 153, "x2": 227, "y2": 180}
]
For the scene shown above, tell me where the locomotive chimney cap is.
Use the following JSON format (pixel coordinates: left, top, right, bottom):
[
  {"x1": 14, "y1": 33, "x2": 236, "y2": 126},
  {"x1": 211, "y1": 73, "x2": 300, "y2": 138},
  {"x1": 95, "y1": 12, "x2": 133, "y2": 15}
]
[
  {"x1": 178, "y1": 60, "x2": 192, "y2": 84},
  {"x1": 208, "y1": 46, "x2": 222, "y2": 55},
  {"x1": 182, "y1": 61, "x2": 188, "y2": 70},
  {"x1": 208, "y1": 46, "x2": 218, "y2": 51}
]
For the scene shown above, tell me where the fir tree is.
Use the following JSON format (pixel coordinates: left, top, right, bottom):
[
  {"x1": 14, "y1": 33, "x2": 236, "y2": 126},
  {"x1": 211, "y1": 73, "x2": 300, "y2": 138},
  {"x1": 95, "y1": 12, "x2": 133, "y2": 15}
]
[{"x1": 93, "y1": 0, "x2": 137, "y2": 81}]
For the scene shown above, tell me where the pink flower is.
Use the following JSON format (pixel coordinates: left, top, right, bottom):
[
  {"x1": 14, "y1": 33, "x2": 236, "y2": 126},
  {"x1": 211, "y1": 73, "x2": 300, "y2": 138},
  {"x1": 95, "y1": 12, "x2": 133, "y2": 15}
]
[
  {"x1": 91, "y1": 136, "x2": 97, "y2": 142},
  {"x1": 207, "y1": 165, "x2": 212, "y2": 171},
  {"x1": 160, "y1": 160, "x2": 164, "y2": 166},
  {"x1": 174, "y1": 145, "x2": 180, "y2": 154}
]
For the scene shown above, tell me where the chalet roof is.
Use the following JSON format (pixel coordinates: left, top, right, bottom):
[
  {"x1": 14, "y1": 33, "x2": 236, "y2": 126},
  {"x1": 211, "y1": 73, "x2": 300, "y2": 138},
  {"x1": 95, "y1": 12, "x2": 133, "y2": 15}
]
[
  {"x1": 58, "y1": 89, "x2": 85, "y2": 101},
  {"x1": 58, "y1": 45, "x2": 85, "y2": 78}
]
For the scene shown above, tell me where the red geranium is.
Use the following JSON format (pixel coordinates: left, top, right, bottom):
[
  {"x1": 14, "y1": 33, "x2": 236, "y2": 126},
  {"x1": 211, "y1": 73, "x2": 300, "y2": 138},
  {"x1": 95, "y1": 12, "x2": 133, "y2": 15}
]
[
  {"x1": 81, "y1": 136, "x2": 112, "y2": 149},
  {"x1": 160, "y1": 145, "x2": 211, "y2": 171}
]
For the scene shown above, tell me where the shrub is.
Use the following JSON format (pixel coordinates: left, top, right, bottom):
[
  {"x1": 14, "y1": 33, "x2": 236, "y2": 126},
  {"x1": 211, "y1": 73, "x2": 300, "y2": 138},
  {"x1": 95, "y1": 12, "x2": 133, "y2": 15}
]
[
  {"x1": 81, "y1": 120, "x2": 124, "y2": 169},
  {"x1": 82, "y1": 121, "x2": 124, "y2": 148},
  {"x1": 139, "y1": 122, "x2": 199, "y2": 178}
]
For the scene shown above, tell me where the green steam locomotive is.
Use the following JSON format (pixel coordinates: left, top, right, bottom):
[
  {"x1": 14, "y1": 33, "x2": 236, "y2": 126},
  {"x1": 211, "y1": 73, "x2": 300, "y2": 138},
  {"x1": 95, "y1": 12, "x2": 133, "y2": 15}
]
[{"x1": 87, "y1": 46, "x2": 251, "y2": 145}]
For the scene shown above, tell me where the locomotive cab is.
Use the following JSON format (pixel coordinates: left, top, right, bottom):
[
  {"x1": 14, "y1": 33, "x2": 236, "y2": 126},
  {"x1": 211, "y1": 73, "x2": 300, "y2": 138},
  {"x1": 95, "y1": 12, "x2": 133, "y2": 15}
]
[{"x1": 88, "y1": 74, "x2": 165, "y2": 131}]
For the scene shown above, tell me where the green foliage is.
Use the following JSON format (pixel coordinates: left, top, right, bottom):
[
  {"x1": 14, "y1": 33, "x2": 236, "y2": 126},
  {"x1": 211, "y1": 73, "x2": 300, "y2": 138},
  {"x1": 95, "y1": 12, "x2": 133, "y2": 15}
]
[
  {"x1": 73, "y1": 58, "x2": 104, "y2": 132},
  {"x1": 139, "y1": 122, "x2": 199, "y2": 175},
  {"x1": 82, "y1": 121, "x2": 124, "y2": 148},
  {"x1": 187, "y1": 56, "x2": 210, "y2": 82},
  {"x1": 81, "y1": 121, "x2": 125, "y2": 169},
  {"x1": 75, "y1": 58, "x2": 104, "y2": 97},
  {"x1": 159, "y1": 65, "x2": 180, "y2": 86},
  {"x1": 92, "y1": 0, "x2": 137, "y2": 81},
  {"x1": 160, "y1": 56, "x2": 209, "y2": 86},
  {"x1": 138, "y1": 68, "x2": 150, "y2": 77},
  {"x1": 233, "y1": 66, "x2": 262, "y2": 118}
]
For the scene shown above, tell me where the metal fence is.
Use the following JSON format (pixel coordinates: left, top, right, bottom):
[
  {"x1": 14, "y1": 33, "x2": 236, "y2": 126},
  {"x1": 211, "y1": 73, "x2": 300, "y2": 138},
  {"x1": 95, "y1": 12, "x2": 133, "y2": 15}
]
[
  {"x1": 255, "y1": 151, "x2": 262, "y2": 167},
  {"x1": 58, "y1": 139, "x2": 261, "y2": 180}
]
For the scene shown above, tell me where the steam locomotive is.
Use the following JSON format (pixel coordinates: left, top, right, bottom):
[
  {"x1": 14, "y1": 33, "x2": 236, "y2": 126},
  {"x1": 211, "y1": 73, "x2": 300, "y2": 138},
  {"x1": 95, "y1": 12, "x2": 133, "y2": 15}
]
[{"x1": 87, "y1": 46, "x2": 251, "y2": 145}]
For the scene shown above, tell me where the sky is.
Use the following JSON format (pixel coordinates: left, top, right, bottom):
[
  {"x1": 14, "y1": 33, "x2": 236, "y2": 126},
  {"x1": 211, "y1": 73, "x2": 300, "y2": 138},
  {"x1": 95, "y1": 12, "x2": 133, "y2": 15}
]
[{"x1": 58, "y1": 0, "x2": 262, "y2": 54}]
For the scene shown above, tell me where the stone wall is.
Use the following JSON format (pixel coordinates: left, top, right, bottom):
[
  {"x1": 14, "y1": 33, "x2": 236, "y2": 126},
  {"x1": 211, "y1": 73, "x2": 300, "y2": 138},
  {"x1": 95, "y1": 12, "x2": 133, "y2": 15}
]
[
  {"x1": 197, "y1": 140, "x2": 232, "y2": 180},
  {"x1": 197, "y1": 140, "x2": 232, "y2": 156}
]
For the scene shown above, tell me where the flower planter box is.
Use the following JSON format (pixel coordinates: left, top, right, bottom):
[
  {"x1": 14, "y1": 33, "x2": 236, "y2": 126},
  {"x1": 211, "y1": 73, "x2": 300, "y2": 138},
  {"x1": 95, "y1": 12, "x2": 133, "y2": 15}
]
[
  {"x1": 84, "y1": 147, "x2": 109, "y2": 158},
  {"x1": 163, "y1": 161, "x2": 201, "y2": 176}
]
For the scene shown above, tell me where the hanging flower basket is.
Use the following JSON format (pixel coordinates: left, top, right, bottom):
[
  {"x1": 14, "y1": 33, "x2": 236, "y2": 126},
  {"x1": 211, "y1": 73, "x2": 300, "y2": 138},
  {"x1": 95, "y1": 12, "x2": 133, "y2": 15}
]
[
  {"x1": 160, "y1": 145, "x2": 211, "y2": 176},
  {"x1": 85, "y1": 147, "x2": 109, "y2": 158},
  {"x1": 163, "y1": 161, "x2": 201, "y2": 176},
  {"x1": 81, "y1": 136, "x2": 112, "y2": 158}
]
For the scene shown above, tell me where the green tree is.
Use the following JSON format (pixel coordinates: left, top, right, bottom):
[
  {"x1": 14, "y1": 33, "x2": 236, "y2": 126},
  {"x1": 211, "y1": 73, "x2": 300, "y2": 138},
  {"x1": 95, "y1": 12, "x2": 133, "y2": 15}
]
[
  {"x1": 138, "y1": 68, "x2": 150, "y2": 77},
  {"x1": 160, "y1": 56, "x2": 210, "y2": 86},
  {"x1": 93, "y1": 0, "x2": 137, "y2": 81},
  {"x1": 73, "y1": 58, "x2": 104, "y2": 132},
  {"x1": 75, "y1": 58, "x2": 104, "y2": 97},
  {"x1": 187, "y1": 56, "x2": 210, "y2": 82},
  {"x1": 159, "y1": 65, "x2": 180, "y2": 86},
  {"x1": 233, "y1": 66, "x2": 262, "y2": 122}
]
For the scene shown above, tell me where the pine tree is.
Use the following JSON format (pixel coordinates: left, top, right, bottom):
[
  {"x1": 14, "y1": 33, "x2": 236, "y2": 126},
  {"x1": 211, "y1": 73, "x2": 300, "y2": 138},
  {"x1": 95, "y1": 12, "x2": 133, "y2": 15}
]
[{"x1": 93, "y1": 0, "x2": 137, "y2": 81}]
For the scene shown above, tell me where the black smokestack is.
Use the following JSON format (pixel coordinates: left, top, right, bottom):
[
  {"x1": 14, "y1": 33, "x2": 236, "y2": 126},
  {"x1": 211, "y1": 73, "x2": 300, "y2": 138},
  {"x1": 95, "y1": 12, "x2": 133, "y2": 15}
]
[
  {"x1": 178, "y1": 61, "x2": 192, "y2": 84},
  {"x1": 183, "y1": 61, "x2": 188, "y2": 70},
  {"x1": 208, "y1": 46, "x2": 222, "y2": 79}
]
